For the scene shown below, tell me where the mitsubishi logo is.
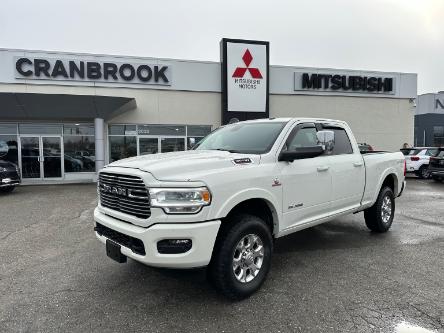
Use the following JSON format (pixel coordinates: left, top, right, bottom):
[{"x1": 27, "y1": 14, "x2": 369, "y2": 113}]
[{"x1": 232, "y1": 49, "x2": 263, "y2": 79}]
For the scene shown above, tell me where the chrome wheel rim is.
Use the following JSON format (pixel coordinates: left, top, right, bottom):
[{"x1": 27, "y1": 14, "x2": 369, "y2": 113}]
[
  {"x1": 422, "y1": 168, "x2": 429, "y2": 178},
  {"x1": 381, "y1": 195, "x2": 392, "y2": 223},
  {"x1": 232, "y1": 234, "x2": 264, "y2": 283}
]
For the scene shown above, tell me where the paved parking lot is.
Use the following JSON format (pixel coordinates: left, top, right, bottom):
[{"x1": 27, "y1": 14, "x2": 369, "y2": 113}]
[{"x1": 0, "y1": 178, "x2": 443, "y2": 332}]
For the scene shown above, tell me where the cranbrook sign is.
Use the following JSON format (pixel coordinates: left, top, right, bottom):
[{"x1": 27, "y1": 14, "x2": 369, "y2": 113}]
[{"x1": 15, "y1": 57, "x2": 171, "y2": 85}]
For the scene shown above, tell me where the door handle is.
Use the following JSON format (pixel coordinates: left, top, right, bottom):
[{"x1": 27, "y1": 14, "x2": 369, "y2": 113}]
[
  {"x1": 317, "y1": 166, "x2": 330, "y2": 172},
  {"x1": 353, "y1": 162, "x2": 364, "y2": 167}
]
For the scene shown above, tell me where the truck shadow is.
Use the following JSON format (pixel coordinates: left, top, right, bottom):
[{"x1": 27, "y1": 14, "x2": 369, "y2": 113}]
[
  {"x1": 114, "y1": 216, "x2": 390, "y2": 303},
  {"x1": 274, "y1": 217, "x2": 389, "y2": 254}
]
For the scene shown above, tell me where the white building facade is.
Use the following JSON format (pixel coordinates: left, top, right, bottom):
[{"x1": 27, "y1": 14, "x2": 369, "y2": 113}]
[{"x1": 0, "y1": 46, "x2": 417, "y2": 184}]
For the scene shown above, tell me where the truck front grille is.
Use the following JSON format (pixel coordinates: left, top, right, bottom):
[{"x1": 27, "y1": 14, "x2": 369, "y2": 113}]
[{"x1": 98, "y1": 172, "x2": 151, "y2": 219}]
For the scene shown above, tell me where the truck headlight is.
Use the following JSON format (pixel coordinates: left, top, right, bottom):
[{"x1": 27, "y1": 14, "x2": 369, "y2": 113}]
[{"x1": 148, "y1": 187, "x2": 211, "y2": 214}]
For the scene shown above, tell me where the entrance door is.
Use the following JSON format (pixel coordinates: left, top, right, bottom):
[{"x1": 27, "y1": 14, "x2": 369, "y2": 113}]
[
  {"x1": 41, "y1": 136, "x2": 62, "y2": 179},
  {"x1": 160, "y1": 137, "x2": 185, "y2": 153},
  {"x1": 138, "y1": 137, "x2": 159, "y2": 155},
  {"x1": 19, "y1": 136, "x2": 63, "y2": 180},
  {"x1": 20, "y1": 137, "x2": 41, "y2": 179}
]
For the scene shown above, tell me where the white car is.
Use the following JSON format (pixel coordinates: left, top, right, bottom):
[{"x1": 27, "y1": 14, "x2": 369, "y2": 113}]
[
  {"x1": 93, "y1": 118, "x2": 406, "y2": 299},
  {"x1": 401, "y1": 147, "x2": 439, "y2": 179}
]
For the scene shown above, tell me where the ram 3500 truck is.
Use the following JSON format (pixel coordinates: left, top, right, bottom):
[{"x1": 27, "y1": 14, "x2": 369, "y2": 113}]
[{"x1": 94, "y1": 118, "x2": 406, "y2": 299}]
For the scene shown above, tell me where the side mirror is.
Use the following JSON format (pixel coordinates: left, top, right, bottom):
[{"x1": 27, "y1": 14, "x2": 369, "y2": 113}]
[
  {"x1": 279, "y1": 146, "x2": 325, "y2": 162},
  {"x1": 316, "y1": 130, "x2": 335, "y2": 153}
]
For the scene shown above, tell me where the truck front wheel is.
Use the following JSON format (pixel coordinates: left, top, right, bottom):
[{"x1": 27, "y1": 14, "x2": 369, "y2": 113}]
[
  {"x1": 364, "y1": 187, "x2": 395, "y2": 233},
  {"x1": 208, "y1": 214, "x2": 273, "y2": 300}
]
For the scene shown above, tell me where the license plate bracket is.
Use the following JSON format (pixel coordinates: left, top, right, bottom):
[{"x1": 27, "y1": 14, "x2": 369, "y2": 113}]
[{"x1": 106, "y1": 239, "x2": 127, "y2": 263}]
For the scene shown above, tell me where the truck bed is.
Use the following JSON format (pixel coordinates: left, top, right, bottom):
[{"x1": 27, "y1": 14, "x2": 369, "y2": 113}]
[{"x1": 361, "y1": 151, "x2": 405, "y2": 205}]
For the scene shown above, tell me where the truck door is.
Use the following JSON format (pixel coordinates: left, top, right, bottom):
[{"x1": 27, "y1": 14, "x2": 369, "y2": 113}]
[
  {"x1": 277, "y1": 123, "x2": 332, "y2": 231},
  {"x1": 323, "y1": 125, "x2": 365, "y2": 213}
]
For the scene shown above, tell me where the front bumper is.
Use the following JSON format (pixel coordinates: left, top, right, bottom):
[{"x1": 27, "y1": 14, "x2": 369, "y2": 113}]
[
  {"x1": 0, "y1": 177, "x2": 21, "y2": 187},
  {"x1": 429, "y1": 169, "x2": 444, "y2": 177},
  {"x1": 94, "y1": 208, "x2": 221, "y2": 268}
]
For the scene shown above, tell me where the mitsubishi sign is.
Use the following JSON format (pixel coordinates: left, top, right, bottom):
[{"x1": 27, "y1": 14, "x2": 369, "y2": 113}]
[
  {"x1": 221, "y1": 38, "x2": 269, "y2": 124},
  {"x1": 294, "y1": 71, "x2": 395, "y2": 95}
]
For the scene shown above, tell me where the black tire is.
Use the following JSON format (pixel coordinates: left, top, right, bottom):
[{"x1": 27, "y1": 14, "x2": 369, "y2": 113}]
[
  {"x1": 0, "y1": 186, "x2": 15, "y2": 193},
  {"x1": 208, "y1": 214, "x2": 273, "y2": 300},
  {"x1": 417, "y1": 166, "x2": 430, "y2": 179},
  {"x1": 364, "y1": 187, "x2": 395, "y2": 233}
]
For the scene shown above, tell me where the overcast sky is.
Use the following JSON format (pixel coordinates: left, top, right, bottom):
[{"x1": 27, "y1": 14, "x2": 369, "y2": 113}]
[{"x1": 0, "y1": 0, "x2": 442, "y2": 94}]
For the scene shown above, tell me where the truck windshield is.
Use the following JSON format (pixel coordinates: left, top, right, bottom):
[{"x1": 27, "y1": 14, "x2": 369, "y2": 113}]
[{"x1": 194, "y1": 122, "x2": 287, "y2": 154}]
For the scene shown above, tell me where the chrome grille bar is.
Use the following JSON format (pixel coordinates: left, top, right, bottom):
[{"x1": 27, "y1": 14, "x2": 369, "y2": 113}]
[{"x1": 98, "y1": 172, "x2": 151, "y2": 219}]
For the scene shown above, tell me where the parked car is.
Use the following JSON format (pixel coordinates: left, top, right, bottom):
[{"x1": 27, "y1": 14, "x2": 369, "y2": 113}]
[
  {"x1": 74, "y1": 151, "x2": 95, "y2": 170},
  {"x1": 93, "y1": 118, "x2": 406, "y2": 299},
  {"x1": 400, "y1": 147, "x2": 439, "y2": 179},
  {"x1": 0, "y1": 160, "x2": 21, "y2": 193},
  {"x1": 428, "y1": 148, "x2": 444, "y2": 182},
  {"x1": 64, "y1": 154, "x2": 83, "y2": 172},
  {"x1": 358, "y1": 142, "x2": 374, "y2": 152}
]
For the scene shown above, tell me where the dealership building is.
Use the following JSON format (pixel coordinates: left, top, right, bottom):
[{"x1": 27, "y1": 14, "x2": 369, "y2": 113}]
[
  {"x1": 414, "y1": 92, "x2": 444, "y2": 147},
  {"x1": 0, "y1": 40, "x2": 417, "y2": 184}
]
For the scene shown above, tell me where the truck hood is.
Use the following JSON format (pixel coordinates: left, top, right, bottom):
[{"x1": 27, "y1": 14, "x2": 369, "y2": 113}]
[{"x1": 106, "y1": 150, "x2": 260, "y2": 181}]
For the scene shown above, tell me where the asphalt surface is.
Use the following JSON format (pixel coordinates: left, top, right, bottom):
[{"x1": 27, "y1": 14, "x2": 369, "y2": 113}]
[{"x1": 0, "y1": 178, "x2": 443, "y2": 333}]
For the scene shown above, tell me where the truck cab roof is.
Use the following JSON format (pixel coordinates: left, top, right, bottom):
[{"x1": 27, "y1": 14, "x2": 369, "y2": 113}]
[{"x1": 240, "y1": 117, "x2": 348, "y2": 125}]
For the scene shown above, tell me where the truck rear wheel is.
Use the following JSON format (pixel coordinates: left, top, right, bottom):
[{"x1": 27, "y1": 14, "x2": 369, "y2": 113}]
[
  {"x1": 364, "y1": 187, "x2": 395, "y2": 233},
  {"x1": 208, "y1": 214, "x2": 273, "y2": 300}
]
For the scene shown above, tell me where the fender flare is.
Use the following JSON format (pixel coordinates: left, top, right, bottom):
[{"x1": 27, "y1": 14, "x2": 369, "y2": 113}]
[
  {"x1": 215, "y1": 188, "x2": 282, "y2": 234},
  {"x1": 370, "y1": 168, "x2": 399, "y2": 205}
]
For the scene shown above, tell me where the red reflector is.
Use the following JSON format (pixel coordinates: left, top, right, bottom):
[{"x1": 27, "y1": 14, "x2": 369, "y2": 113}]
[{"x1": 410, "y1": 156, "x2": 420, "y2": 161}]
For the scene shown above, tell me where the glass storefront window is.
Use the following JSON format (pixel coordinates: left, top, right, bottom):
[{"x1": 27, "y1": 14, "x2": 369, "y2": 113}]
[
  {"x1": 19, "y1": 124, "x2": 62, "y2": 135},
  {"x1": 160, "y1": 137, "x2": 185, "y2": 153},
  {"x1": 0, "y1": 135, "x2": 19, "y2": 165},
  {"x1": 109, "y1": 125, "x2": 137, "y2": 135},
  {"x1": 64, "y1": 136, "x2": 96, "y2": 172},
  {"x1": 187, "y1": 125, "x2": 212, "y2": 137},
  {"x1": 108, "y1": 124, "x2": 212, "y2": 162},
  {"x1": 64, "y1": 124, "x2": 95, "y2": 136},
  {"x1": 139, "y1": 138, "x2": 159, "y2": 155},
  {"x1": 109, "y1": 136, "x2": 137, "y2": 162},
  {"x1": 138, "y1": 125, "x2": 185, "y2": 136},
  {"x1": 0, "y1": 123, "x2": 18, "y2": 135},
  {"x1": 433, "y1": 126, "x2": 444, "y2": 147}
]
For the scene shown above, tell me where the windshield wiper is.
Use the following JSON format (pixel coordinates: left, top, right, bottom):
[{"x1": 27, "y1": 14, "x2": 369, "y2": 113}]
[{"x1": 213, "y1": 148, "x2": 243, "y2": 153}]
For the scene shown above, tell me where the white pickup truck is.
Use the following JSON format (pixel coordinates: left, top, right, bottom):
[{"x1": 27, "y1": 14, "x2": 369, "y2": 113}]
[{"x1": 94, "y1": 118, "x2": 406, "y2": 299}]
